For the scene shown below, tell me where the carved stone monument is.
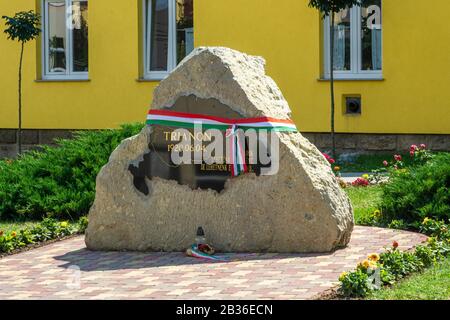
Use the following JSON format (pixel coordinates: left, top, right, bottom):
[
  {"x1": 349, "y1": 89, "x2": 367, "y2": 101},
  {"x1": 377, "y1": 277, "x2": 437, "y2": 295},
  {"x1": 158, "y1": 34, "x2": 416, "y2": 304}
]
[{"x1": 85, "y1": 47, "x2": 354, "y2": 253}]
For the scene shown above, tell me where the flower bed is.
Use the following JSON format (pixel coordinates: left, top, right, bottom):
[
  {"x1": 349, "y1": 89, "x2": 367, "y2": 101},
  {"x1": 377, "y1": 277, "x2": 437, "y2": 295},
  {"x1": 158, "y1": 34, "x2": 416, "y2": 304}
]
[
  {"x1": 338, "y1": 218, "x2": 450, "y2": 298},
  {"x1": 333, "y1": 143, "x2": 450, "y2": 298},
  {"x1": 0, "y1": 217, "x2": 88, "y2": 255}
]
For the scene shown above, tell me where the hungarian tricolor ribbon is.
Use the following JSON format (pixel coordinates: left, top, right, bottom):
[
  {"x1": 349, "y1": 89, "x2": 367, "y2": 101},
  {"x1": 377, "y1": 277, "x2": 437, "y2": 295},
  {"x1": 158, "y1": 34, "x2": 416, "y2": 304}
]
[
  {"x1": 226, "y1": 124, "x2": 247, "y2": 176},
  {"x1": 146, "y1": 109, "x2": 298, "y2": 177},
  {"x1": 187, "y1": 244, "x2": 229, "y2": 262}
]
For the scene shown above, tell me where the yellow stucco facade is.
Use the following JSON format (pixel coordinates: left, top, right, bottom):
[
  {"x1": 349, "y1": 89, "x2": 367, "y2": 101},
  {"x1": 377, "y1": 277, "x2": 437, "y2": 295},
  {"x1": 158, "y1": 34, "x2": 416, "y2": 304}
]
[{"x1": 0, "y1": 0, "x2": 449, "y2": 134}]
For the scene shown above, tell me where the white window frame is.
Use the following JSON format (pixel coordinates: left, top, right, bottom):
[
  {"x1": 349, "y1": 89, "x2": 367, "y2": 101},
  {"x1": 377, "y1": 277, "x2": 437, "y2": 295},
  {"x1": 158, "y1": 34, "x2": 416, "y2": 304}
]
[
  {"x1": 42, "y1": 0, "x2": 89, "y2": 80},
  {"x1": 323, "y1": 5, "x2": 382, "y2": 80},
  {"x1": 143, "y1": 0, "x2": 177, "y2": 80}
]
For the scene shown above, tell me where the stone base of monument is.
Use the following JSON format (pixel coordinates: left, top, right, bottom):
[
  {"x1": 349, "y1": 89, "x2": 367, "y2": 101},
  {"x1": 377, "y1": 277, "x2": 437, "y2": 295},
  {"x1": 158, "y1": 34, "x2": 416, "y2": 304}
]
[{"x1": 85, "y1": 47, "x2": 353, "y2": 253}]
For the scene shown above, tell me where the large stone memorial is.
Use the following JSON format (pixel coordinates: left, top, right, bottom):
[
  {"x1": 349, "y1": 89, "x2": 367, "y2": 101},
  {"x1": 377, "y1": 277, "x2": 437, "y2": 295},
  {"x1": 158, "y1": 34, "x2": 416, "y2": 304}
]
[{"x1": 85, "y1": 47, "x2": 354, "y2": 253}]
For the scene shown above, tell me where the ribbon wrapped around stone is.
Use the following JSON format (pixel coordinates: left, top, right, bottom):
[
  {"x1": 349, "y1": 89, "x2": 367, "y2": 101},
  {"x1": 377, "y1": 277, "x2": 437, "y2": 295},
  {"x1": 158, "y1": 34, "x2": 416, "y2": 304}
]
[{"x1": 146, "y1": 109, "x2": 298, "y2": 177}]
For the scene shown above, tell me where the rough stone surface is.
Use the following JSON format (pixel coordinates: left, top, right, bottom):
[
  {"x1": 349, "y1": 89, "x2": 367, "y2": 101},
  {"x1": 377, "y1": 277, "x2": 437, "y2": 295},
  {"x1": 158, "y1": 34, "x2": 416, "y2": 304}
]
[
  {"x1": 0, "y1": 129, "x2": 16, "y2": 144},
  {"x1": 358, "y1": 134, "x2": 397, "y2": 151},
  {"x1": 39, "y1": 129, "x2": 74, "y2": 145},
  {"x1": 336, "y1": 134, "x2": 358, "y2": 149},
  {"x1": 85, "y1": 47, "x2": 354, "y2": 253},
  {"x1": 0, "y1": 145, "x2": 16, "y2": 158},
  {"x1": 428, "y1": 135, "x2": 450, "y2": 151},
  {"x1": 396, "y1": 134, "x2": 429, "y2": 151},
  {"x1": 21, "y1": 130, "x2": 39, "y2": 144}
]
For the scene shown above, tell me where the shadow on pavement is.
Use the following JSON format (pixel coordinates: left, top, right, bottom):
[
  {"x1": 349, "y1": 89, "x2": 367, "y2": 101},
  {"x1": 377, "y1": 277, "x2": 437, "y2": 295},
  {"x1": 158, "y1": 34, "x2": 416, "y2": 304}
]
[{"x1": 54, "y1": 247, "x2": 333, "y2": 272}]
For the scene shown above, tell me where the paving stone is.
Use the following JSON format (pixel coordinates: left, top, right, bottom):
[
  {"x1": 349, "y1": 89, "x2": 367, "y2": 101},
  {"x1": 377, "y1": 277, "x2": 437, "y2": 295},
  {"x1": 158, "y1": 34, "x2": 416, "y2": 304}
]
[{"x1": 0, "y1": 226, "x2": 427, "y2": 300}]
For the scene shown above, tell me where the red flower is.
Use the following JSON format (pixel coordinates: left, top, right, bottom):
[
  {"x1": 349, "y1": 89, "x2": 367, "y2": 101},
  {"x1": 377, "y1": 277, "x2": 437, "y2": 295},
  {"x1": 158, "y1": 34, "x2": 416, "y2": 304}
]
[
  {"x1": 352, "y1": 178, "x2": 369, "y2": 187},
  {"x1": 382, "y1": 160, "x2": 388, "y2": 167},
  {"x1": 420, "y1": 144, "x2": 426, "y2": 149},
  {"x1": 392, "y1": 241, "x2": 399, "y2": 249},
  {"x1": 410, "y1": 150, "x2": 415, "y2": 157},
  {"x1": 410, "y1": 144, "x2": 418, "y2": 152},
  {"x1": 322, "y1": 153, "x2": 335, "y2": 165},
  {"x1": 394, "y1": 154, "x2": 402, "y2": 162}
]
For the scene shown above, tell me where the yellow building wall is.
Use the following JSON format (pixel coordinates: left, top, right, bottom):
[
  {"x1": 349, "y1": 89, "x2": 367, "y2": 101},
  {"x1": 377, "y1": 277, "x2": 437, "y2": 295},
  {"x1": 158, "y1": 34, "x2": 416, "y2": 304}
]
[
  {"x1": 196, "y1": 0, "x2": 450, "y2": 134},
  {"x1": 0, "y1": 0, "x2": 155, "y2": 130},
  {"x1": 0, "y1": 0, "x2": 449, "y2": 133}
]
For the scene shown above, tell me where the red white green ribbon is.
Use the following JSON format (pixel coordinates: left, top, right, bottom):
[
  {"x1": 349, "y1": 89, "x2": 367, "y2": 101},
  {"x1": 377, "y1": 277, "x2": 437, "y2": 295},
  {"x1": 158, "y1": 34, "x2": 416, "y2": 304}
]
[
  {"x1": 146, "y1": 109, "x2": 298, "y2": 176},
  {"x1": 187, "y1": 244, "x2": 228, "y2": 262}
]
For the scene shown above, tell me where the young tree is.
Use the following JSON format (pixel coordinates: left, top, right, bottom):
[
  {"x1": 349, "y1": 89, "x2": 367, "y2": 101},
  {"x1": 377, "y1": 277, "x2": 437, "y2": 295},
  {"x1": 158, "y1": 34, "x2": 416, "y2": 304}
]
[
  {"x1": 308, "y1": 0, "x2": 361, "y2": 159},
  {"x1": 2, "y1": 11, "x2": 41, "y2": 155}
]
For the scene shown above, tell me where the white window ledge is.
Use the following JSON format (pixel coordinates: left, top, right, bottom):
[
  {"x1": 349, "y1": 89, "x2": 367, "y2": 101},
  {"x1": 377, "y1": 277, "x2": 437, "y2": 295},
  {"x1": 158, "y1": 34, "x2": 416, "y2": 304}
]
[
  {"x1": 318, "y1": 77, "x2": 384, "y2": 82},
  {"x1": 142, "y1": 72, "x2": 170, "y2": 81},
  {"x1": 35, "y1": 78, "x2": 91, "y2": 82},
  {"x1": 136, "y1": 78, "x2": 161, "y2": 83},
  {"x1": 320, "y1": 72, "x2": 384, "y2": 81}
]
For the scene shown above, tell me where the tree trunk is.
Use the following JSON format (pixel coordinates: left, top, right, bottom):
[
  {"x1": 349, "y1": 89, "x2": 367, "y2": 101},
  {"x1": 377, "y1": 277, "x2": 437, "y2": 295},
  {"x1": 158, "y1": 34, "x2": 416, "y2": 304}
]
[
  {"x1": 17, "y1": 41, "x2": 24, "y2": 155},
  {"x1": 329, "y1": 12, "x2": 337, "y2": 160}
]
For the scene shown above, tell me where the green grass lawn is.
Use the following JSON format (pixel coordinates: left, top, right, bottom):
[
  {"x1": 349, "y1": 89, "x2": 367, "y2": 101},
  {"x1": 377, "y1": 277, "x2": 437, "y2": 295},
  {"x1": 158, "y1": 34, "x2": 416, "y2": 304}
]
[
  {"x1": 0, "y1": 220, "x2": 41, "y2": 233},
  {"x1": 369, "y1": 257, "x2": 450, "y2": 300},
  {"x1": 345, "y1": 186, "x2": 383, "y2": 225}
]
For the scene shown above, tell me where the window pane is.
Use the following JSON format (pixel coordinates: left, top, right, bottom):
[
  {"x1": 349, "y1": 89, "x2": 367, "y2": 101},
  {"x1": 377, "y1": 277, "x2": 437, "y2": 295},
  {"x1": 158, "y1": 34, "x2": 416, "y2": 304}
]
[
  {"x1": 48, "y1": 1, "x2": 66, "y2": 73},
  {"x1": 72, "y1": 1, "x2": 88, "y2": 72},
  {"x1": 361, "y1": 0, "x2": 382, "y2": 70},
  {"x1": 332, "y1": 9, "x2": 351, "y2": 71},
  {"x1": 176, "y1": 0, "x2": 194, "y2": 64},
  {"x1": 149, "y1": 0, "x2": 169, "y2": 71}
]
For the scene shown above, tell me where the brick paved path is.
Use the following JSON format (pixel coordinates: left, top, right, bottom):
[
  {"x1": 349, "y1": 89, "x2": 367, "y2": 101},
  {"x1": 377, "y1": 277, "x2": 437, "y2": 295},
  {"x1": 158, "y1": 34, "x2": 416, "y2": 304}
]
[{"x1": 0, "y1": 226, "x2": 426, "y2": 300}]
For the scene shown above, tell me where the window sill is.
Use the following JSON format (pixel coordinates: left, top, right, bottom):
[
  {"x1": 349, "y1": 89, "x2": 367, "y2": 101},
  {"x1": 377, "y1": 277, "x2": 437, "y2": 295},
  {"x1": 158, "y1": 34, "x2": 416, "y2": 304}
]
[
  {"x1": 136, "y1": 78, "x2": 162, "y2": 83},
  {"x1": 35, "y1": 78, "x2": 91, "y2": 83},
  {"x1": 318, "y1": 77, "x2": 384, "y2": 82}
]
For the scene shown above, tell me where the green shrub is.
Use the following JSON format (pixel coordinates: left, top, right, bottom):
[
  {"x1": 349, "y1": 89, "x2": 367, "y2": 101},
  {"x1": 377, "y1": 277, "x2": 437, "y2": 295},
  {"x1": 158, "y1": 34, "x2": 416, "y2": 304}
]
[
  {"x1": 77, "y1": 216, "x2": 89, "y2": 233},
  {"x1": 0, "y1": 123, "x2": 143, "y2": 220},
  {"x1": 387, "y1": 219, "x2": 408, "y2": 230},
  {"x1": 415, "y1": 244, "x2": 438, "y2": 268},
  {"x1": 339, "y1": 268, "x2": 371, "y2": 297},
  {"x1": 379, "y1": 247, "x2": 424, "y2": 280},
  {"x1": 380, "y1": 153, "x2": 450, "y2": 224},
  {"x1": 420, "y1": 217, "x2": 450, "y2": 240}
]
